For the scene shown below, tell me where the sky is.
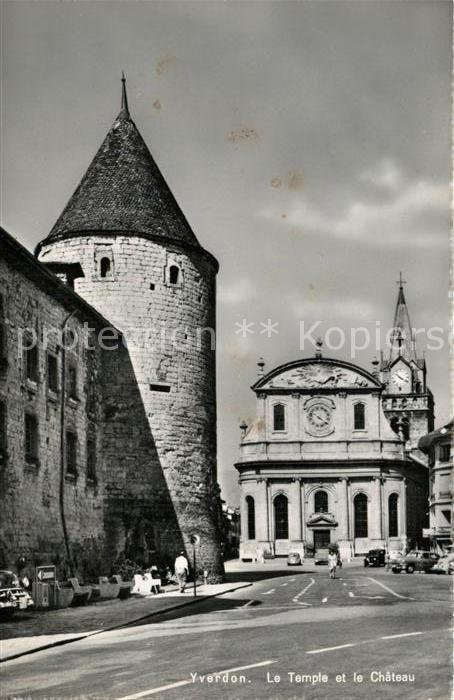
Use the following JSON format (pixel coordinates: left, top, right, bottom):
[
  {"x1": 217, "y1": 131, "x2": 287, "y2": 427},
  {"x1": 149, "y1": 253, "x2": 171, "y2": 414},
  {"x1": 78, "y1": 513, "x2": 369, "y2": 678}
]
[{"x1": 1, "y1": 0, "x2": 451, "y2": 506}]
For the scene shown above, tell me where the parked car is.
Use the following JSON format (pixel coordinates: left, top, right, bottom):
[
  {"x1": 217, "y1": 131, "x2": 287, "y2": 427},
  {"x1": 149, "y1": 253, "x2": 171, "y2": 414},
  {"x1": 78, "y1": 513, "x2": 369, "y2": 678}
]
[
  {"x1": 391, "y1": 550, "x2": 439, "y2": 574},
  {"x1": 287, "y1": 552, "x2": 302, "y2": 566},
  {"x1": 364, "y1": 549, "x2": 386, "y2": 567},
  {"x1": 314, "y1": 548, "x2": 330, "y2": 565},
  {"x1": 0, "y1": 570, "x2": 34, "y2": 619},
  {"x1": 431, "y1": 554, "x2": 454, "y2": 575}
]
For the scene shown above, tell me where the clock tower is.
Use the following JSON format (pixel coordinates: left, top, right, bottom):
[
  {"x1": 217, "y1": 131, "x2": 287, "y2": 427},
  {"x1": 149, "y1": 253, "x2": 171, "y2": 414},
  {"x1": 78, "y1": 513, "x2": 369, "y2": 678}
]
[{"x1": 380, "y1": 275, "x2": 434, "y2": 451}]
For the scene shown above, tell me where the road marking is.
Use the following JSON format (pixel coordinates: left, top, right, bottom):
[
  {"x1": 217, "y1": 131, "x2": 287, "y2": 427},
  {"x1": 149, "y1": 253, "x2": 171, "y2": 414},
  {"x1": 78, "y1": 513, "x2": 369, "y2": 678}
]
[
  {"x1": 280, "y1": 583, "x2": 288, "y2": 587},
  {"x1": 263, "y1": 589, "x2": 275, "y2": 595},
  {"x1": 367, "y1": 577, "x2": 415, "y2": 600},
  {"x1": 116, "y1": 660, "x2": 277, "y2": 699},
  {"x1": 236, "y1": 600, "x2": 255, "y2": 609},
  {"x1": 289, "y1": 578, "x2": 295, "y2": 581},
  {"x1": 322, "y1": 597, "x2": 328, "y2": 603},
  {"x1": 307, "y1": 643, "x2": 355, "y2": 655},
  {"x1": 381, "y1": 632, "x2": 423, "y2": 640},
  {"x1": 292, "y1": 577, "x2": 315, "y2": 602},
  {"x1": 348, "y1": 591, "x2": 355, "y2": 598}
]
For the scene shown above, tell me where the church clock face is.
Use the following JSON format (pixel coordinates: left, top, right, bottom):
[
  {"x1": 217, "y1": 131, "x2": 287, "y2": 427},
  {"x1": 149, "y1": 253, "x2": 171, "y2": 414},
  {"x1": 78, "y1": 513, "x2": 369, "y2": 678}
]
[
  {"x1": 307, "y1": 404, "x2": 332, "y2": 434},
  {"x1": 391, "y1": 367, "x2": 411, "y2": 392}
]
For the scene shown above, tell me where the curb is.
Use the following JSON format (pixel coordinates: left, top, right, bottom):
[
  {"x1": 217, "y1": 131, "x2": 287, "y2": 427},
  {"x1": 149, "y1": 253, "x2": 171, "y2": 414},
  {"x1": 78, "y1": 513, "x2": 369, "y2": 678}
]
[{"x1": 1, "y1": 581, "x2": 252, "y2": 664}]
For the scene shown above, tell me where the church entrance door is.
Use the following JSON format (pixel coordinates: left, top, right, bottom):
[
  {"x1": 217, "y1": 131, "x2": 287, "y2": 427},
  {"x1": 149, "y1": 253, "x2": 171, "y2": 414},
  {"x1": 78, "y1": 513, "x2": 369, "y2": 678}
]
[{"x1": 313, "y1": 529, "x2": 331, "y2": 550}]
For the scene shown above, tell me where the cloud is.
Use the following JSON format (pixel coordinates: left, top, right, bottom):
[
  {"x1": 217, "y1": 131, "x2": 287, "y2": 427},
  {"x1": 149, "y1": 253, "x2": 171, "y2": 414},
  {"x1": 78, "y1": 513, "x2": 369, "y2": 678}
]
[
  {"x1": 360, "y1": 158, "x2": 404, "y2": 192},
  {"x1": 218, "y1": 278, "x2": 258, "y2": 305},
  {"x1": 260, "y1": 166, "x2": 448, "y2": 249},
  {"x1": 289, "y1": 296, "x2": 380, "y2": 321}
]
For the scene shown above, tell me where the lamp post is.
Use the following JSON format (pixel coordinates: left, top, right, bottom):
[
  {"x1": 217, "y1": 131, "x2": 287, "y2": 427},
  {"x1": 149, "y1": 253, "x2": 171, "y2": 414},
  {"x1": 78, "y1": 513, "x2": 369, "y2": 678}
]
[{"x1": 189, "y1": 534, "x2": 200, "y2": 596}]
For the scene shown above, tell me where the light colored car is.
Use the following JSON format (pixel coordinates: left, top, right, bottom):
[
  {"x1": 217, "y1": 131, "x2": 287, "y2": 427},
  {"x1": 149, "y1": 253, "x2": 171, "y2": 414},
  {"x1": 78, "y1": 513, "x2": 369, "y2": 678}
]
[
  {"x1": 431, "y1": 554, "x2": 454, "y2": 575},
  {"x1": 391, "y1": 550, "x2": 439, "y2": 574},
  {"x1": 287, "y1": 552, "x2": 302, "y2": 566},
  {"x1": 314, "y1": 548, "x2": 330, "y2": 565},
  {"x1": 0, "y1": 570, "x2": 34, "y2": 619}
]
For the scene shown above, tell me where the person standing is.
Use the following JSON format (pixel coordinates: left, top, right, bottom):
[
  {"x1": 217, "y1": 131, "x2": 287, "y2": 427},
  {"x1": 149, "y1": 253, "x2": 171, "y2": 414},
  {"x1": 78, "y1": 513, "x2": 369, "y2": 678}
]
[
  {"x1": 174, "y1": 551, "x2": 189, "y2": 593},
  {"x1": 328, "y1": 551, "x2": 337, "y2": 579}
]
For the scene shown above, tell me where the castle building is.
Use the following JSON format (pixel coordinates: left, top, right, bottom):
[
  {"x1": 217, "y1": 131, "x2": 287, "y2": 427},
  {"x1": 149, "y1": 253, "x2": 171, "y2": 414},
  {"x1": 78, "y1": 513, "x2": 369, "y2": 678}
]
[
  {"x1": 0, "y1": 79, "x2": 223, "y2": 581},
  {"x1": 235, "y1": 285, "x2": 432, "y2": 561},
  {"x1": 419, "y1": 421, "x2": 453, "y2": 551}
]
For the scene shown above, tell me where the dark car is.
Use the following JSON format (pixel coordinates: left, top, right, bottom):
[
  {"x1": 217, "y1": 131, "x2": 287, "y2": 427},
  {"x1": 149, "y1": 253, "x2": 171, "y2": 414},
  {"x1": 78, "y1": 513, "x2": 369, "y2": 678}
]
[
  {"x1": 391, "y1": 550, "x2": 440, "y2": 574},
  {"x1": 364, "y1": 549, "x2": 386, "y2": 567}
]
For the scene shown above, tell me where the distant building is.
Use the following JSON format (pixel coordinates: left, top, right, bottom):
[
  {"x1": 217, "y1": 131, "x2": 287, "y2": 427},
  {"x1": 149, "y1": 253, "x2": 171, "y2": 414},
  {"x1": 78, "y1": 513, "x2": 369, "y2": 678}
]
[
  {"x1": 221, "y1": 503, "x2": 240, "y2": 559},
  {"x1": 0, "y1": 78, "x2": 223, "y2": 581},
  {"x1": 419, "y1": 421, "x2": 453, "y2": 551},
  {"x1": 235, "y1": 283, "x2": 432, "y2": 561}
]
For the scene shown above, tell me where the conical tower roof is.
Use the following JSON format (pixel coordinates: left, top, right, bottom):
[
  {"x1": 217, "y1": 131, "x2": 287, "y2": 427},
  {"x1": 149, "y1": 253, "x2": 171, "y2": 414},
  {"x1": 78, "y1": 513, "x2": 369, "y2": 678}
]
[
  {"x1": 37, "y1": 76, "x2": 202, "y2": 253},
  {"x1": 389, "y1": 273, "x2": 416, "y2": 364}
]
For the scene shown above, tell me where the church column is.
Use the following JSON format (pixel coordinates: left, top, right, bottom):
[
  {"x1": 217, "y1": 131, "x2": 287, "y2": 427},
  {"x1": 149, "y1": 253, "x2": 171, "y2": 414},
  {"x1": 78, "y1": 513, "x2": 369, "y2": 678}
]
[
  {"x1": 371, "y1": 477, "x2": 383, "y2": 543},
  {"x1": 302, "y1": 482, "x2": 308, "y2": 544},
  {"x1": 290, "y1": 478, "x2": 302, "y2": 542},
  {"x1": 337, "y1": 477, "x2": 352, "y2": 560},
  {"x1": 400, "y1": 478, "x2": 408, "y2": 550},
  {"x1": 255, "y1": 478, "x2": 269, "y2": 544}
]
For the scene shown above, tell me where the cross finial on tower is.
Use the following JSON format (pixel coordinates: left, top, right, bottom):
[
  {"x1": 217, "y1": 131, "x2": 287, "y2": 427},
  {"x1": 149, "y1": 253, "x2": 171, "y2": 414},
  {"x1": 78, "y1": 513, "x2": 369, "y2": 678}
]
[
  {"x1": 120, "y1": 71, "x2": 130, "y2": 118},
  {"x1": 397, "y1": 272, "x2": 406, "y2": 288}
]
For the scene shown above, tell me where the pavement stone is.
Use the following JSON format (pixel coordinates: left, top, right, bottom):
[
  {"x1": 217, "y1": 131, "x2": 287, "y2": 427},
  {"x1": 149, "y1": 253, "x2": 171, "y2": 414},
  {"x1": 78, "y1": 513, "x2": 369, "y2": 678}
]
[{"x1": 0, "y1": 580, "x2": 251, "y2": 662}]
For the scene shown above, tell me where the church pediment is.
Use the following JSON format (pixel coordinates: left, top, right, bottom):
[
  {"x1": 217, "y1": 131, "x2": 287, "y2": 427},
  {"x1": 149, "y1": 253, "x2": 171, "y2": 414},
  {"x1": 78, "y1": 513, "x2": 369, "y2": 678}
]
[{"x1": 255, "y1": 359, "x2": 378, "y2": 391}]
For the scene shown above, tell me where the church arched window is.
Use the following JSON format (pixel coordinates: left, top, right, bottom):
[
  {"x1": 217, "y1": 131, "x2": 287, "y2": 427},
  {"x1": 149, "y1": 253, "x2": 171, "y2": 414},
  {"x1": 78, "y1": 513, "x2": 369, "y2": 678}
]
[
  {"x1": 246, "y1": 496, "x2": 255, "y2": 540},
  {"x1": 100, "y1": 257, "x2": 111, "y2": 278},
  {"x1": 314, "y1": 490, "x2": 328, "y2": 513},
  {"x1": 354, "y1": 402, "x2": 366, "y2": 430},
  {"x1": 388, "y1": 494, "x2": 399, "y2": 537},
  {"x1": 274, "y1": 494, "x2": 288, "y2": 539},
  {"x1": 354, "y1": 493, "x2": 368, "y2": 538},
  {"x1": 273, "y1": 404, "x2": 285, "y2": 431}
]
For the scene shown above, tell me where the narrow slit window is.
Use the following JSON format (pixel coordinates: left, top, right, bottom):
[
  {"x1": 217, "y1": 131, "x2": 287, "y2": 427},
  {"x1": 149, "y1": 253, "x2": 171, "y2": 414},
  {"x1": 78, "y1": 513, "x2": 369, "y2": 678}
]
[
  {"x1": 66, "y1": 431, "x2": 77, "y2": 475},
  {"x1": 169, "y1": 265, "x2": 179, "y2": 285},
  {"x1": 100, "y1": 257, "x2": 111, "y2": 278},
  {"x1": 25, "y1": 413, "x2": 39, "y2": 463}
]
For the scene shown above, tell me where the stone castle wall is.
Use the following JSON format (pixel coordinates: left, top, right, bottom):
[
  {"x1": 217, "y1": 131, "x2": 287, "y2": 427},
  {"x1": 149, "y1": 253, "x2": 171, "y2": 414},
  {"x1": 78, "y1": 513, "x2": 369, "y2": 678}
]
[{"x1": 0, "y1": 257, "x2": 107, "y2": 581}]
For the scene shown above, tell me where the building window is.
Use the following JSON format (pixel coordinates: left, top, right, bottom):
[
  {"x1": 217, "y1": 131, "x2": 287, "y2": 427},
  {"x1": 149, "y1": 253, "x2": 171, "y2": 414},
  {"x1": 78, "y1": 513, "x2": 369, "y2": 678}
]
[
  {"x1": 66, "y1": 431, "x2": 77, "y2": 476},
  {"x1": 439, "y1": 444, "x2": 451, "y2": 462},
  {"x1": 100, "y1": 257, "x2": 111, "y2": 278},
  {"x1": 86, "y1": 438, "x2": 96, "y2": 482},
  {"x1": 273, "y1": 404, "x2": 285, "y2": 432},
  {"x1": 314, "y1": 490, "x2": 328, "y2": 513},
  {"x1": 354, "y1": 403, "x2": 366, "y2": 430},
  {"x1": 25, "y1": 413, "x2": 39, "y2": 464},
  {"x1": 246, "y1": 496, "x2": 255, "y2": 540},
  {"x1": 388, "y1": 494, "x2": 399, "y2": 537},
  {"x1": 274, "y1": 494, "x2": 288, "y2": 539},
  {"x1": 169, "y1": 265, "x2": 180, "y2": 285},
  {"x1": 47, "y1": 353, "x2": 58, "y2": 393},
  {"x1": 67, "y1": 365, "x2": 78, "y2": 400},
  {"x1": 24, "y1": 337, "x2": 38, "y2": 383},
  {"x1": 354, "y1": 493, "x2": 368, "y2": 538}
]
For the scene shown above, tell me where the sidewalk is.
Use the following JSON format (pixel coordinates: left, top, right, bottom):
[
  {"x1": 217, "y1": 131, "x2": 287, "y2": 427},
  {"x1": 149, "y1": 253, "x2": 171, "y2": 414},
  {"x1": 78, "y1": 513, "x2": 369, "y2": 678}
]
[{"x1": 0, "y1": 580, "x2": 251, "y2": 662}]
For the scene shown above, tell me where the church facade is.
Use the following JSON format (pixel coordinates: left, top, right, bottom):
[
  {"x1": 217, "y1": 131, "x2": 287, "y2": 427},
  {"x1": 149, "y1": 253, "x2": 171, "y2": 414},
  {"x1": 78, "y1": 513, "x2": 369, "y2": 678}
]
[{"x1": 236, "y1": 285, "x2": 432, "y2": 560}]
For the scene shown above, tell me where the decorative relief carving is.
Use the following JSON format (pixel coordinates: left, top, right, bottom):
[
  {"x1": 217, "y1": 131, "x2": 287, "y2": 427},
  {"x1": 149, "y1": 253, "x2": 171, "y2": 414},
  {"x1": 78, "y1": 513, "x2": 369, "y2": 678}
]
[{"x1": 265, "y1": 362, "x2": 372, "y2": 389}]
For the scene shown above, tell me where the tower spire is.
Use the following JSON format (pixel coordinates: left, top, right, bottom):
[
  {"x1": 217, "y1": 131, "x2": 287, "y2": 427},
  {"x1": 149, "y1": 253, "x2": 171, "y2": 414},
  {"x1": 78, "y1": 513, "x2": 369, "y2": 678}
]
[
  {"x1": 120, "y1": 71, "x2": 130, "y2": 118},
  {"x1": 389, "y1": 273, "x2": 415, "y2": 363}
]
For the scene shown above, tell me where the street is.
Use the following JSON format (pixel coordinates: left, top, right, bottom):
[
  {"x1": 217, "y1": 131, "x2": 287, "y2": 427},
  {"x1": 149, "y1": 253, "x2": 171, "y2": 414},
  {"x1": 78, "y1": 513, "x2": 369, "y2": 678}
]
[{"x1": 1, "y1": 561, "x2": 451, "y2": 700}]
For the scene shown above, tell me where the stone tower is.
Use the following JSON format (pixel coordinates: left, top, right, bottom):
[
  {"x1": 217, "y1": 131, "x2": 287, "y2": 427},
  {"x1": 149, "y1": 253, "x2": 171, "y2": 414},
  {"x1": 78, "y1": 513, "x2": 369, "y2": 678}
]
[
  {"x1": 36, "y1": 77, "x2": 224, "y2": 579},
  {"x1": 380, "y1": 275, "x2": 434, "y2": 452}
]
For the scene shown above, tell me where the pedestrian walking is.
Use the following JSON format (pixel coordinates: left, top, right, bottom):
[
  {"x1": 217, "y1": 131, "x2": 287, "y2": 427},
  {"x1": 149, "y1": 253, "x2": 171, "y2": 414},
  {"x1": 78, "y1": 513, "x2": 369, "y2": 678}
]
[
  {"x1": 328, "y1": 551, "x2": 337, "y2": 579},
  {"x1": 174, "y1": 551, "x2": 189, "y2": 593}
]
